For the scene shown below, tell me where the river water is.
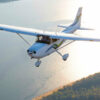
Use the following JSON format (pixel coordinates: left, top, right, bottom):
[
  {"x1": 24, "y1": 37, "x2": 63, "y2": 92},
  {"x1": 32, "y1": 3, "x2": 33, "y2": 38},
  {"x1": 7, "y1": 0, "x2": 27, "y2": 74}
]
[{"x1": 0, "y1": 0, "x2": 100, "y2": 100}]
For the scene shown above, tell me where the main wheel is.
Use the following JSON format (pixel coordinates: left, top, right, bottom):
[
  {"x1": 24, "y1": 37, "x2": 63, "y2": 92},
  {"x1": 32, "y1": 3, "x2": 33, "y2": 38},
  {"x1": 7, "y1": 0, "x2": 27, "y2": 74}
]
[
  {"x1": 62, "y1": 54, "x2": 69, "y2": 61},
  {"x1": 35, "y1": 60, "x2": 41, "y2": 67}
]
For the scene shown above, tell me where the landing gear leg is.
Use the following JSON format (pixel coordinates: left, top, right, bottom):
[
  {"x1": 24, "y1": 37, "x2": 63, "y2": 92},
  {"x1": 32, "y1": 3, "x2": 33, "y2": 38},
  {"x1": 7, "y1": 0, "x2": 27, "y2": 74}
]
[{"x1": 35, "y1": 59, "x2": 41, "y2": 67}]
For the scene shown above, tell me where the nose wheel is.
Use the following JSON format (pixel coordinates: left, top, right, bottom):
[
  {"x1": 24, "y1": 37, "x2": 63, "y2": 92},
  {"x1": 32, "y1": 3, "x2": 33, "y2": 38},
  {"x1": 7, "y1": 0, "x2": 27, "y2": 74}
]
[{"x1": 35, "y1": 59, "x2": 41, "y2": 67}]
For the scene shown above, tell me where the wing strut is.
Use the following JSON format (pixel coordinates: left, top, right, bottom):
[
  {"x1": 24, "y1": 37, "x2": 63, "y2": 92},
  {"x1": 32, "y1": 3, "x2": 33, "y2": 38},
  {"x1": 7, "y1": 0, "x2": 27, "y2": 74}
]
[
  {"x1": 57, "y1": 40, "x2": 75, "y2": 50},
  {"x1": 17, "y1": 33, "x2": 31, "y2": 46}
]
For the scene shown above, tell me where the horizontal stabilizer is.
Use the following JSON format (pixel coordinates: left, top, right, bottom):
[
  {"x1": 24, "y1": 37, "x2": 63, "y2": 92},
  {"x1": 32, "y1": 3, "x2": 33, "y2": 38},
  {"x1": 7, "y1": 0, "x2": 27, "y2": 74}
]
[
  {"x1": 78, "y1": 27, "x2": 94, "y2": 30},
  {"x1": 57, "y1": 24, "x2": 68, "y2": 28}
]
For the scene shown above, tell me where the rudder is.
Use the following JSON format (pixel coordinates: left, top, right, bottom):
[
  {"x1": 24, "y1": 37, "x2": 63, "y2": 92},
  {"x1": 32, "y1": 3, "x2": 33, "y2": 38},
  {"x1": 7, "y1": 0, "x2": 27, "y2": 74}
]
[{"x1": 71, "y1": 7, "x2": 82, "y2": 28}]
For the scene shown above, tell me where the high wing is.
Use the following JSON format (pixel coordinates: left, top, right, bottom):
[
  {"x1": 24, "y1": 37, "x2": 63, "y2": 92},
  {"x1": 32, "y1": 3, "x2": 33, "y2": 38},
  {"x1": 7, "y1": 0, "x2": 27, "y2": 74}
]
[{"x1": 0, "y1": 24, "x2": 100, "y2": 42}]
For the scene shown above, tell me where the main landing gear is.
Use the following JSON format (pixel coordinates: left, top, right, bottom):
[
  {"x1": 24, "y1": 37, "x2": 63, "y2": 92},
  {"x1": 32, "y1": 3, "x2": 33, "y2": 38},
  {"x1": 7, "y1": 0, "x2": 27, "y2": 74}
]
[
  {"x1": 56, "y1": 50, "x2": 69, "y2": 61},
  {"x1": 62, "y1": 54, "x2": 69, "y2": 61},
  {"x1": 35, "y1": 59, "x2": 41, "y2": 67},
  {"x1": 34, "y1": 51, "x2": 69, "y2": 67}
]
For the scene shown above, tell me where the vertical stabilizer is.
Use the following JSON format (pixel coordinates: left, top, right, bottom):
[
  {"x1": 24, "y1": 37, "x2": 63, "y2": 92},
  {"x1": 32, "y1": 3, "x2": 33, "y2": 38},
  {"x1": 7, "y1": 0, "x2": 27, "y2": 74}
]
[{"x1": 71, "y1": 7, "x2": 82, "y2": 28}]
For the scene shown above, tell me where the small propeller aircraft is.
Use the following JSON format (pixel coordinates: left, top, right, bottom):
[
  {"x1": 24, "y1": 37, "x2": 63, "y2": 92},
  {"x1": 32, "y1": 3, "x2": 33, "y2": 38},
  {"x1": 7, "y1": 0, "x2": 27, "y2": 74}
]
[{"x1": 0, "y1": 7, "x2": 100, "y2": 67}]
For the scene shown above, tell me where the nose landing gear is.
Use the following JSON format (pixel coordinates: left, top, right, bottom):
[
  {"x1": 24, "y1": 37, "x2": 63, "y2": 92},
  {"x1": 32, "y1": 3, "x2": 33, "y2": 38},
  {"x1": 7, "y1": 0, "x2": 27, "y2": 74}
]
[{"x1": 35, "y1": 59, "x2": 41, "y2": 67}]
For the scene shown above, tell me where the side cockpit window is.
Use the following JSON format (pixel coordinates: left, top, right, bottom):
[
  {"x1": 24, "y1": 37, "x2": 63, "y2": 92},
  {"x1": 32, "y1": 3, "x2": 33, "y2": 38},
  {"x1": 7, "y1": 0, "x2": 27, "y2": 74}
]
[{"x1": 36, "y1": 36, "x2": 59, "y2": 44}]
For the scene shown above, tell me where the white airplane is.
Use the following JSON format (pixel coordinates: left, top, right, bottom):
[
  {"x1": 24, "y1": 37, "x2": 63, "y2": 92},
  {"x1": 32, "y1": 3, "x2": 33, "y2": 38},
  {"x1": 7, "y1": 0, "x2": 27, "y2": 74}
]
[{"x1": 0, "y1": 7, "x2": 100, "y2": 67}]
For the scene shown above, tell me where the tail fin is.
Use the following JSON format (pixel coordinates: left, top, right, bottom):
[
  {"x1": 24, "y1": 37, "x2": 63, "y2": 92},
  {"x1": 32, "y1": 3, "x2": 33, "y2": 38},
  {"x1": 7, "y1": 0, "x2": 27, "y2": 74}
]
[
  {"x1": 58, "y1": 7, "x2": 93, "y2": 32},
  {"x1": 71, "y1": 7, "x2": 82, "y2": 28}
]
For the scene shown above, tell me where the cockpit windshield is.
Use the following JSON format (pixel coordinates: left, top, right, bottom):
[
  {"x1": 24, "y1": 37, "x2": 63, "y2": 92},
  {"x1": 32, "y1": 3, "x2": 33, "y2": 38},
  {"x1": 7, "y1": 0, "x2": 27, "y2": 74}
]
[
  {"x1": 36, "y1": 36, "x2": 59, "y2": 44},
  {"x1": 36, "y1": 36, "x2": 51, "y2": 44}
]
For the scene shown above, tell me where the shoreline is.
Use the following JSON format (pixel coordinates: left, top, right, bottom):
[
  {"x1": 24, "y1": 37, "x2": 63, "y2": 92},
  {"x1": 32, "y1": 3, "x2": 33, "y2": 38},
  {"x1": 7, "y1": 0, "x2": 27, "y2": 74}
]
[
  {"x1": 32, "y1": 82, "x2": 74, "y2": 100},
  {"x1": 32, "y1": 72, "x2": 98, "y2": 100}
]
